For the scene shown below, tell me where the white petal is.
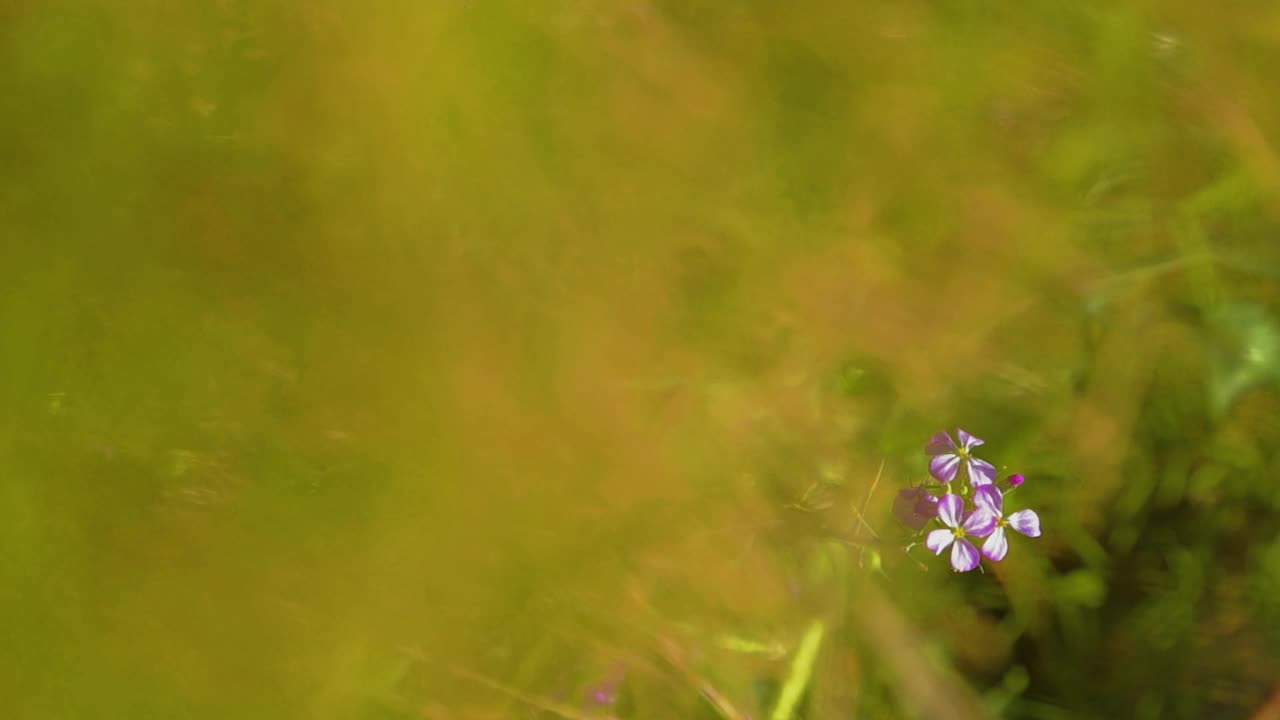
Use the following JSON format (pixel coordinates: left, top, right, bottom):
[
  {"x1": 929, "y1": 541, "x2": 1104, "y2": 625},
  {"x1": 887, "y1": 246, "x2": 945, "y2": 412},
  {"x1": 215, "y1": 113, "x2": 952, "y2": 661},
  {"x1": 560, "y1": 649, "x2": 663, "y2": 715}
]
[
  {"x1": 973, "y1": 485, "x2": 1002, "y2": 515},
  {"x1": 982, "y1": 527, "x2": 1008, "y2": 562},
  {"x1": 926, "y1": 529, "x2": 954, "y2": 555},
  {"x1": 967, "y1": 458, "x2": 997, "y2": 486},
  {"x1": 937, "y1": 494, "x2": 964, "y2": 528},
  {"x1": 1008, "y1": 509, "x2": 1041, "y2": 538},
  {"x1": 951, "y1": 540, "x2": 980, "y2": 572}
]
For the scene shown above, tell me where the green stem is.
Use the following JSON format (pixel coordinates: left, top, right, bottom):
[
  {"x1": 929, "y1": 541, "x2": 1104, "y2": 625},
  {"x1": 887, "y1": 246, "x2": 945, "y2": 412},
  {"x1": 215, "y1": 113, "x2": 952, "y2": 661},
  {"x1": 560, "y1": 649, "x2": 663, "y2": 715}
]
[{"x1": 770, "y1": 619, "x2": 825, "y2": 720}]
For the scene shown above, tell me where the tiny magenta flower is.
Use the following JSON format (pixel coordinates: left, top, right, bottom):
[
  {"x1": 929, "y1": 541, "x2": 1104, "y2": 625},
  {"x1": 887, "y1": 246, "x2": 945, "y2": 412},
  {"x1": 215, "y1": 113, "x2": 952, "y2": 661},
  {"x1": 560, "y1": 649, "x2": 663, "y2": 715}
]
[
  {"x1": 1007, "y1": 473, "x2": 1025, "y2": 487},
  {"x1": 925, "y1": 494, "x2": 998, "y2": 572},
  {"x1": 893, "y1": 487, "x2": 940, "y2": 531},
  {"x1": 584, "y1": 665, "x2": 625, "y2": 707},
  {"x1": 925, "y1": 429, "x2": 997, "y2": 486},
  {"x1": 972, "y1": 486, "x2": 1041, "y2": 562}
]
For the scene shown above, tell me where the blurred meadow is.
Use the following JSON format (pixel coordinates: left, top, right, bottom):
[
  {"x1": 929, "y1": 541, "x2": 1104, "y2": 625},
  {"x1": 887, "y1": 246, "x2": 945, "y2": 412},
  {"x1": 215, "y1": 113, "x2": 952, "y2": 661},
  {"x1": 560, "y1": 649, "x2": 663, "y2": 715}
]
[{"x1": 4, "y1": 1, "x2": 1280, "y2": 718}]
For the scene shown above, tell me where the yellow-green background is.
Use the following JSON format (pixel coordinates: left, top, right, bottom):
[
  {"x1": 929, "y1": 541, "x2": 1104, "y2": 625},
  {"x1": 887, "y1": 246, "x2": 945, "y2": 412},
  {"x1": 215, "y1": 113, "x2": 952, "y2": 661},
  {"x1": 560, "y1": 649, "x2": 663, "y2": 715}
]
[{"x1": 4, "y1": 1, "x2": 1280, "y2": 718}]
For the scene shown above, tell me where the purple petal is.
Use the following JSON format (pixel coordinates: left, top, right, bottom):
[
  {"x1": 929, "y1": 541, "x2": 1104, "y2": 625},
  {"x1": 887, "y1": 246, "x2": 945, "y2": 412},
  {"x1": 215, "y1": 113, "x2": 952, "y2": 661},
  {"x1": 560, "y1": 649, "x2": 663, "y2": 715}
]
[
  {"x1": 950, "y1": 539, "x2": 980, "y2": 572},
  {"x1": 925, "y1": 431, "x2": 956, "y2": 456},
  {"x1": 955, "y1": 428, "x2": 984, "y2": 450},
  {"x1": 915, "y1": 493, "x2": 940, "y2": 515},
  {"x1": 962, "y1": 507, "x2": 998, "y2": 537},
  {"x1": 894, "y1": 488, "x2": 933, "y2": 530},
  {"x1": 926, "y1": 528, "x2": 954, "y2": 555},
  {"x1": 897, "y1": 487, "x2": 927, "y2": 502},
  {"x1": 929, "y1": 454, "x2": 962, "y2": 483},
  {"x1": 1007, "y1": 509, "x2": 1041, "y2": 537},
  {"x1": 1007, "y1": 473, "x2": 1025, "y2": 487},
  {"x1": 937, "y1": 494, "x2": 964, "y2": 528},
  {"x1": 973, "y1": 485, "x2": 1002, "y2": 515},
  {"x1": 894, "y1": 488, "x2": 921, "y2": 521},
  {"x1": 967, "y1": 458, "x2": 997, "y2": 486},
  {"x1": 982, "y1": 527, "x2": 1008, "y2": 562}
]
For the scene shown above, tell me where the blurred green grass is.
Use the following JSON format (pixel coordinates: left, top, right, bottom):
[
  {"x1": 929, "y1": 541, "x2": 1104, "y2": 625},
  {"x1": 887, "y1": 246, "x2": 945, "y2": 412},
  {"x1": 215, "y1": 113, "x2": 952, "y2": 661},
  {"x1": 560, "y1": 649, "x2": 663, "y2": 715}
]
[{"x1": 3, "y1": 1, "x2": 1280, "y2": 718}]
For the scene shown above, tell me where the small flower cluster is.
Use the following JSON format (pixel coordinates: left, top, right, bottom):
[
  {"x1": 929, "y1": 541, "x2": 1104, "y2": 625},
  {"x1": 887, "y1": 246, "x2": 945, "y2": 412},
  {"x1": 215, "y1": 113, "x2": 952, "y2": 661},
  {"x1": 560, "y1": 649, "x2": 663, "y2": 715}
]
[{"x1": 893, "y1": 429, "x2": 1041, "y2": 572}]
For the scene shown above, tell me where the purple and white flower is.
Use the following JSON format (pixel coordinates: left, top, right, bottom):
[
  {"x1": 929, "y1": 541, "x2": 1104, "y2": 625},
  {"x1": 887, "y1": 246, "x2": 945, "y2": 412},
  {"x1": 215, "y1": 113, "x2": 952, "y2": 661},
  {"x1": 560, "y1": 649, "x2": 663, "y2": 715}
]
[
  {"x1": 972, "y1": 486, "x2": 1041, "y2": 562},
  {"x1": 925, "y1": 494, "x2": 998, "y2": 572},
  {"x1": 926, "y1": 429, "x2": 997, "y2": 487}
]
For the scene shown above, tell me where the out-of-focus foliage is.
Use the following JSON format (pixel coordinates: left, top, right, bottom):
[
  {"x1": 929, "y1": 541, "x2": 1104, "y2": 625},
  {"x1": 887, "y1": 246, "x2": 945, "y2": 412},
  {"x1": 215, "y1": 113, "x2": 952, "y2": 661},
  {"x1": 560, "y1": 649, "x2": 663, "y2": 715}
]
[{"x1": 2, "y1": 1, "x2": 1280, "y2": 718}]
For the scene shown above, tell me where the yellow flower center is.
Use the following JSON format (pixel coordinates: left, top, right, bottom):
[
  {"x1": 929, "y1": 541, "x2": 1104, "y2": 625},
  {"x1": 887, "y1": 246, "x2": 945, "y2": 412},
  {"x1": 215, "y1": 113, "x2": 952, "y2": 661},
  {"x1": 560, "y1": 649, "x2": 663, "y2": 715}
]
[{"x1": 952, "y1": 527, "x2": 966, "y2": 539}]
